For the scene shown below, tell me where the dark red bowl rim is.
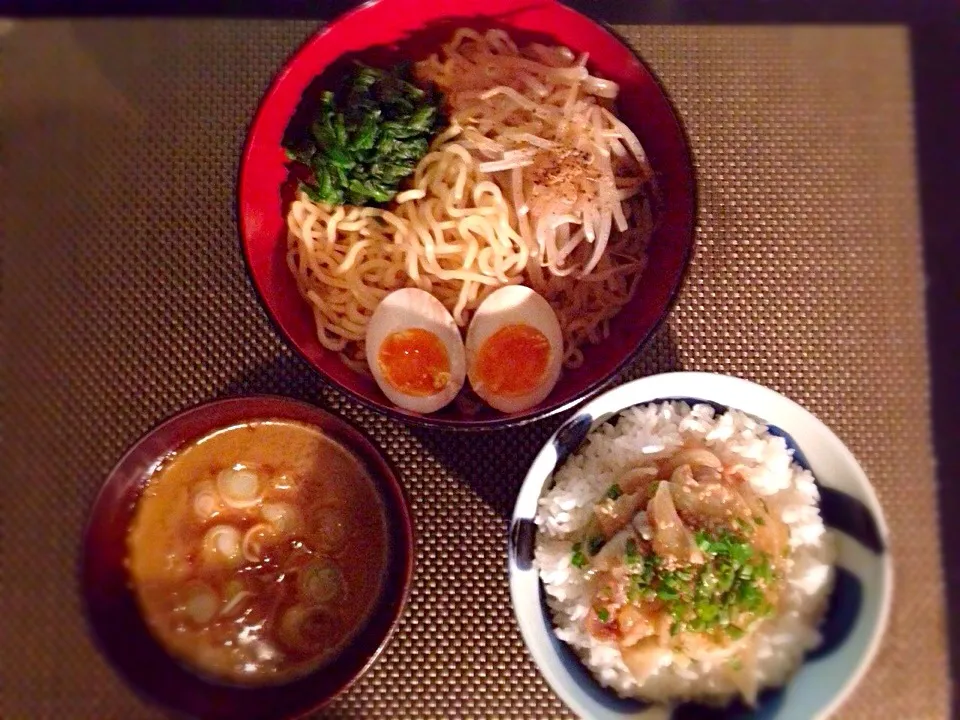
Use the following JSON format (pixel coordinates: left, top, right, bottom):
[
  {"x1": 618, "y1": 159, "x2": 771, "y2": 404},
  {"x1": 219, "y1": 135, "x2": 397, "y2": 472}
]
[
  {"x1": 236, "y1": 0, "x2": 697, "y2": 432},
  {"x1": 79, "y1": 395, "x2": 415, "y2": 720}
]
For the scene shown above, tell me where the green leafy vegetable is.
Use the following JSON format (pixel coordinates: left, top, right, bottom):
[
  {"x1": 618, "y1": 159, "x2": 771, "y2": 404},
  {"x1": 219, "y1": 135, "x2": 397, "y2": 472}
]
[
  {"x1": 285, "y1": 63, "x2": 446, "y2": 206},
  {"x1": 605, "y1": 483, "x2": 623, "y2": 500},
  {"x1": 570, "y1": 542, "x2": 587, "y2": 569},
  {"x1": 596, "y1": 608, "x2": 610, "y2": 623}
]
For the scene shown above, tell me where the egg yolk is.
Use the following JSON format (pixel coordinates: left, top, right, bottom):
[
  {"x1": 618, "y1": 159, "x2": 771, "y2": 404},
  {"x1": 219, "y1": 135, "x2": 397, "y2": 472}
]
[
  {"x1": 470, "y1": 324, "x2": 551, "y2": 397},
  {"x1": 377, "y1": 328, "x2": 451, "y2": 397}
]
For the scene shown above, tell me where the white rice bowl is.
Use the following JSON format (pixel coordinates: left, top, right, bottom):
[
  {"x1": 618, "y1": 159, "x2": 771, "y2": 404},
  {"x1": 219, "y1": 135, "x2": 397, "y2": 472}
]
[{"x1": 534, "y1": 401, "x2": 836, "y2": 706}]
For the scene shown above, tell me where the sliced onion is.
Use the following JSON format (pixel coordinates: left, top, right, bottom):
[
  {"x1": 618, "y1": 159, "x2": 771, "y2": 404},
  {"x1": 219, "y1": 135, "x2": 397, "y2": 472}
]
[
  {"x1": 220, "y1": 590, "x2": 255, "y2": 617},
  {"x1": 215, "y1": 579, "x2": 254, "y2": 618},
  {"x1": 261, "y1": 502, "x2": 299, "y2": 533},
  {"x1": 621, "y1": 637, "x2": 670, "y2": 681},
  {"x1": 278, "y1": 604, "x2": 338, "y2": 652},
  {"x1": 222, "y1": 579, "x2": 243, "y2": 599},
  {"x1": 670, "y1": 464, "x2": 695, "y2": 486},
  {"x1": 241, "y1": 522, "x2": 279, "y2": 563},
  {"x1": 161, "y1": 550, "x2": 192, "y2": 583},
  {"x1": 315, "y1": 512, "x2": 347, "y2": 553},
  {"x1": 649, "y1": 481, "x2": 704, "y2": 565},
  {"x1": 192, "y1": 480, "x2": 220, "y2": 519},
  {"x1": 202, "y1": 524, "x2": 242, "y2": 566},
  {"x1": 278, "y1": 605, "x2": 308, "y2": 649},
  {"x1": 298, "y1": 562, "x2": 344, "y2": 604},
  {"x1": 663, "y1": 448, "x2": 723, "y2": 475},
  {"x1": 182, "y1": 582, "x2": 219, "y2": 625},
  {"x1": 217, "y1": 467, "x2": 262, "y2": 509},
  {"x1": 271, "y1": 472, "x2": 296, "y2": 493}
]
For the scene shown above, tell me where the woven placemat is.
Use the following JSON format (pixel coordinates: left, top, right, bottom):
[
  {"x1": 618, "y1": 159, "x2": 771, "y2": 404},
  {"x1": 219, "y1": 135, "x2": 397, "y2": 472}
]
[{"x1": 1, "y1": 20, "x2": 948, "y2": 719}]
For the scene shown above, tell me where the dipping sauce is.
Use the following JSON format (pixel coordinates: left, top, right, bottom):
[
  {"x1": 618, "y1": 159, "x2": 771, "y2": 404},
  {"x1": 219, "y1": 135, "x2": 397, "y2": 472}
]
[{"x1": 126, "y1": 419, "x2": 388, "y2": 686}]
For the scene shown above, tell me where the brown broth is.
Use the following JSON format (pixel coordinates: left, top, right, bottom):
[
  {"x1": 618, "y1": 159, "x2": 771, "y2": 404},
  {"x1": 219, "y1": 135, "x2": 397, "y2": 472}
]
[{"x1": 126, "y1": 420, "x2": 388, "y2": 686}]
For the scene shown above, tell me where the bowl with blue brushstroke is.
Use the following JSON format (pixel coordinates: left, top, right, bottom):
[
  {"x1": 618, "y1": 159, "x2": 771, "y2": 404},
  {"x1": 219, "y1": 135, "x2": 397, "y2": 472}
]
[{"x1": 508, "y1": 372, "x2": 891, "y2": 720}]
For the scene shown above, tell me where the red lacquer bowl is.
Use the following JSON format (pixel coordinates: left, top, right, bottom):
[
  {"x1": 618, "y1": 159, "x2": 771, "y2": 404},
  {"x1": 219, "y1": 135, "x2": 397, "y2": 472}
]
[
  {"x1": 238, "y1": 0, "x2": 696, "y2": 430},
  {"x1": 80, "y1": 396, "x2": 414, "y2": 720}
]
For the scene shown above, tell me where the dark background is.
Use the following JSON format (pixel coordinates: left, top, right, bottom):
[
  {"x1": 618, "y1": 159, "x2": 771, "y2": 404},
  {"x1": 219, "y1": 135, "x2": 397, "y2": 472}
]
[{"x1": 4, "y1": 0, "x2": 958, "y2": 712}]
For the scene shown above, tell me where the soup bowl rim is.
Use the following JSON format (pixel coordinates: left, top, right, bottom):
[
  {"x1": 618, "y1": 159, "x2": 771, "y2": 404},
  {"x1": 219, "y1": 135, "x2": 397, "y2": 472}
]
[{"x1": 80, "y1": 394, "x2": 415, "y2": 720}]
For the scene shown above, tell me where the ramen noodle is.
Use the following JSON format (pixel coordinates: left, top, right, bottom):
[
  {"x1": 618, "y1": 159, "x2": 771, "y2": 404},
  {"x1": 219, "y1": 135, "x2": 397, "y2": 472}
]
[{"x1": 286, "y1": 28, "x2": 655, "y2": 372}]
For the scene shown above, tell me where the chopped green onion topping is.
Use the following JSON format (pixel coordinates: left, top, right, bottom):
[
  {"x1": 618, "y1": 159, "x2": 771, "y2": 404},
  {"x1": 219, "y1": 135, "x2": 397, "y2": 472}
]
[
  {"x1": 695, "y1": 530, "x2": 712, "y2": 553},
  {"x1": 726, "y1": 625, "x2": 746, "y2": 640},
  {"x1": 596, "y1": 608, "x2": 610, "y2": 623},
  {"x1": 621, "y1": 527, "x2": 778, "y2": 640},
  {"x1": 656, "y1": 585, "x2": 679, "y2": 601},
  {"x1": 571, "y1": 542, "x2": 587, "y2": 569},
  {"x1": 606, "y1": 483, "x2": 623, "y2": 500}
]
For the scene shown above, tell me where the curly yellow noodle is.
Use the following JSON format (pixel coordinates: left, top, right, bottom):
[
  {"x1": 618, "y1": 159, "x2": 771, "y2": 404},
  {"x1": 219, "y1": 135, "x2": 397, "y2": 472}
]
[{"x1": 286, "y1": 29, "x2": 655, "y2": 371}]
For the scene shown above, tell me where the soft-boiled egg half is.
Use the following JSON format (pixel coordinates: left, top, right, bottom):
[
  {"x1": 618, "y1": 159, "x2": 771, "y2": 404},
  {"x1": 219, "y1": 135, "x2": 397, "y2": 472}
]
[
  {"x1": 465, "y1": 286, "x2": 563, "y2": 414},
  {"x1": 366, "y1": 288, "x2": 466, "y2": 414}
]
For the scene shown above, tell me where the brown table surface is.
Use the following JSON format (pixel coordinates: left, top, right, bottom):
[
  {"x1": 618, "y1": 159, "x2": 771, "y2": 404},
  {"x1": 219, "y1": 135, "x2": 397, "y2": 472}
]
[{"x1": 2, "y1": 19, "x2": 951, "y2": 720}]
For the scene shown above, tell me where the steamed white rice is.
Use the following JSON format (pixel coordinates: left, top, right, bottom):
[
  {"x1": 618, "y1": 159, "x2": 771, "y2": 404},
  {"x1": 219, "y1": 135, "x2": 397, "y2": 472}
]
[{"x1": 535, "y1": 401, "x2": 836, "y2": 706}]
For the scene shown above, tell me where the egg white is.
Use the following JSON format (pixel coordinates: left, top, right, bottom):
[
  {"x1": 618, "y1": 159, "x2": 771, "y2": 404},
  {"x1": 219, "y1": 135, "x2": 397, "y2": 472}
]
[
  {"x1": 366, "y1": 288, "x2": 466, "y2": 414},
  {"x1": 465, "y1": 285, "x2": 563, "y2": 414}
]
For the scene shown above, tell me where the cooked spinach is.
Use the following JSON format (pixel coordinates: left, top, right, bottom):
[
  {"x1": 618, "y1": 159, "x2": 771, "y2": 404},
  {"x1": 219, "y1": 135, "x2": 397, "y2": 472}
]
[{"x1": 285, "y1": 63, "x2": 446, "y2": 206}]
